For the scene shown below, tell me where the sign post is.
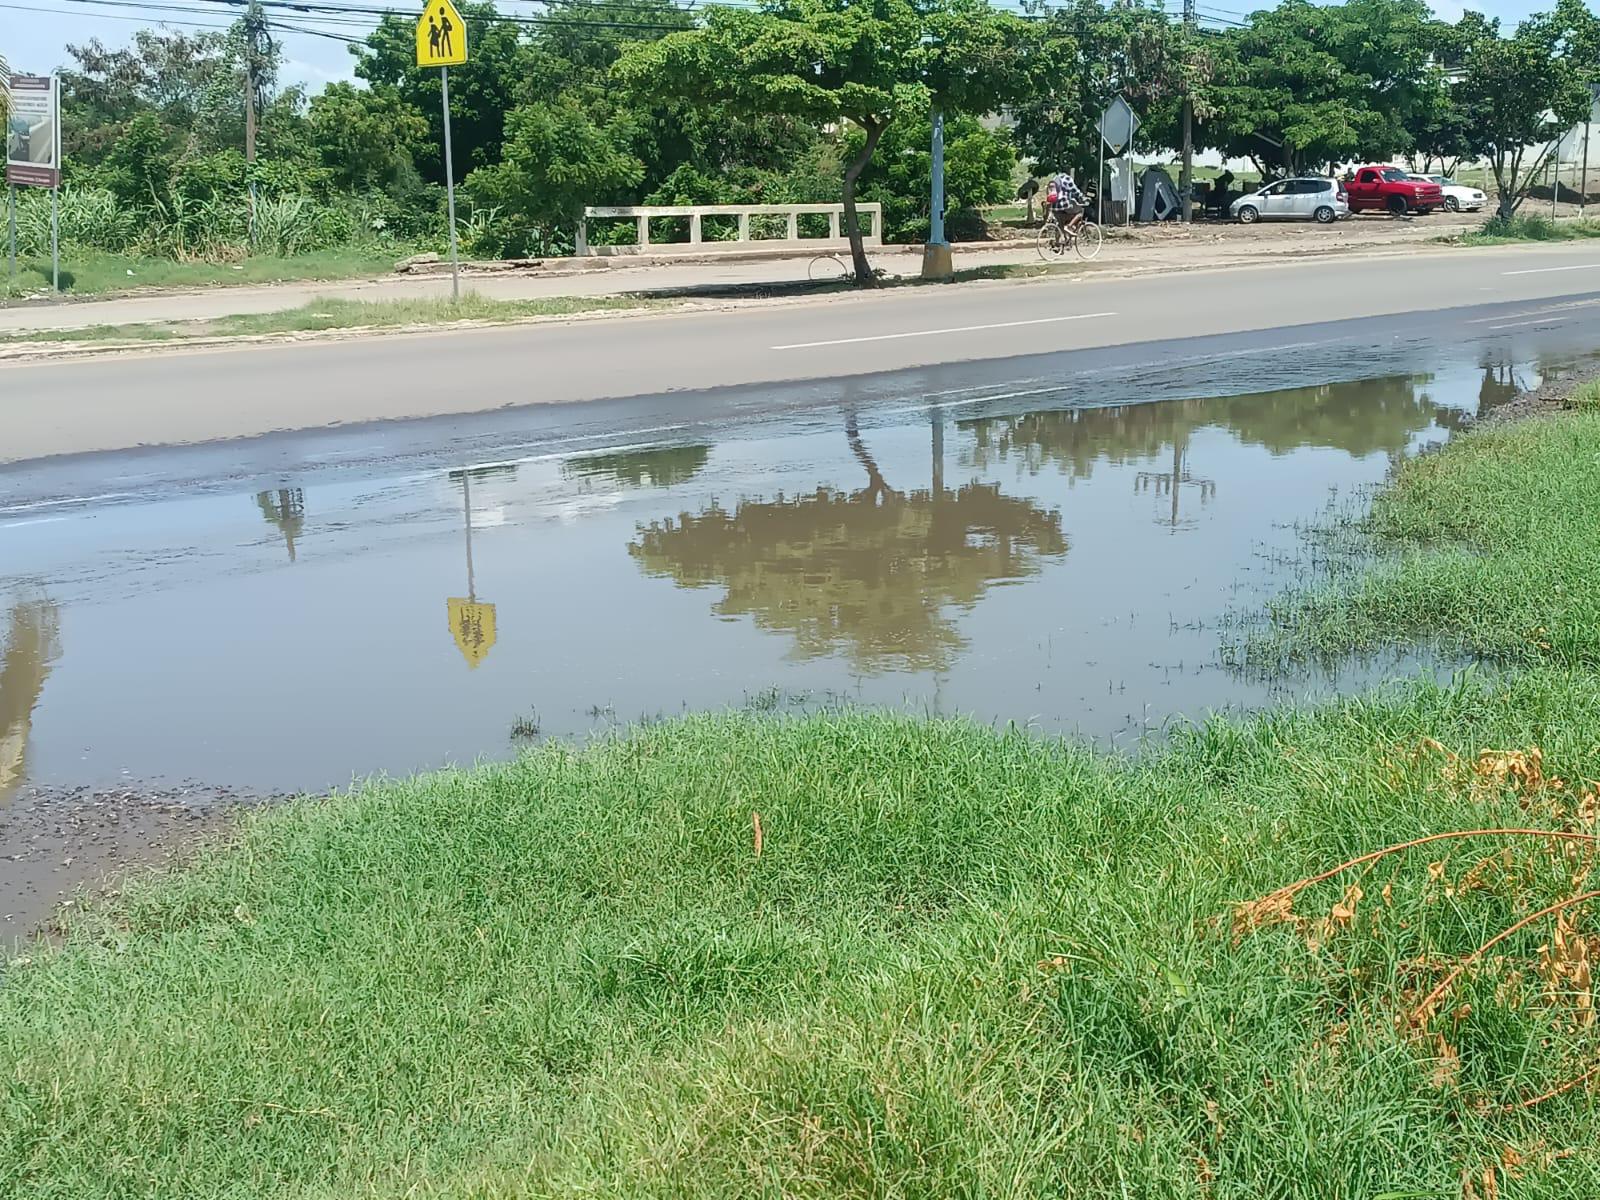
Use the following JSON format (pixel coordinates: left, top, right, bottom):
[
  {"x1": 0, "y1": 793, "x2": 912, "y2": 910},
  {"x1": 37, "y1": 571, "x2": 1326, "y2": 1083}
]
[
  {"x1": 1097, "y1": 96, "x2": 1138, "y2": 227},
  {"x1": 416, "y1": 0, "x2": 467, "y2": 302},
  {"x1": 4, "y1": 73, "x2": 62, "y2": 291}
]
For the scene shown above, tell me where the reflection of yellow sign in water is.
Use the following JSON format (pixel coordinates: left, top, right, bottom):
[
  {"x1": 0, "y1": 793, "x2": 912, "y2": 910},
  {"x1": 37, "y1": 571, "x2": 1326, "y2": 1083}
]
[
  {"x1": 416, "y1": 0, "x2": 467, "y2": 66},
  {"x1": 447, "y1": 597, "x2": 496, "y2": 667}
]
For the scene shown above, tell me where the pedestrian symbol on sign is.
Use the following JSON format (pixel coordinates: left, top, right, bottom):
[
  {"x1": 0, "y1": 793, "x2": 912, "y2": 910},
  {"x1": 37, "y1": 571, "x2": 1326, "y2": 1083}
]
[{"x1": 415, "y1": 0, "x2": 467, "y2": 67}]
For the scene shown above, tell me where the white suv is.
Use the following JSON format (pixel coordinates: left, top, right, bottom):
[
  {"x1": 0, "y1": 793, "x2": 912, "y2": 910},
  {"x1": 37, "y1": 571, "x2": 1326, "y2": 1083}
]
[{"x1": 1231, "y1": 178, "x2": 1350, "y2": 224}]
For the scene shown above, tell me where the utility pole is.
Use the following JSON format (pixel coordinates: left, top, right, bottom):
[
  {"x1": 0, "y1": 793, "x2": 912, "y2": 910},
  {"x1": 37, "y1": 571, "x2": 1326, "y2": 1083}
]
[
  {"x1": 243, "y1": 1, "x2": 267, "y2": 249},
  {"x1": 921, "y1": 106, "x2": 952, "y2": 279},
  {"x1": 1178, "y1": 0, "x2": 1195, "y2": 223}
]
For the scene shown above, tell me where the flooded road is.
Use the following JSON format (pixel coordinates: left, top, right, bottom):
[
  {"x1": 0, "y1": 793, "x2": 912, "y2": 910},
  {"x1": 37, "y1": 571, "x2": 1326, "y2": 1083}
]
[{"x1": 2, "y1": 331, "x2": 1571, "y2": 806}]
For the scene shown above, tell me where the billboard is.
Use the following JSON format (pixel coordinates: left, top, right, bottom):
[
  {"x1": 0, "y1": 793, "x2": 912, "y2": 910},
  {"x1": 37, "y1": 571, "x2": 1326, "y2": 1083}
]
[{"x1": 5, "y1": 74, "x2": 61, "y2": 189}]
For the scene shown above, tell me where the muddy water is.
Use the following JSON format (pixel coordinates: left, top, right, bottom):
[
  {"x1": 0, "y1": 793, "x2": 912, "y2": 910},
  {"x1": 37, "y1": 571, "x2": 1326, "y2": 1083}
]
[{"x1": 0, "y1": 352, "x2": 1543, "y2": 810}]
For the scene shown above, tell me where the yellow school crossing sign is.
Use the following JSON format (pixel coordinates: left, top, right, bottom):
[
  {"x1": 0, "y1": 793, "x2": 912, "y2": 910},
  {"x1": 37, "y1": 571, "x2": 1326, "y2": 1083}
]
[{"x1": 416, "y1": 0, "x2": 467, "y2": 67}]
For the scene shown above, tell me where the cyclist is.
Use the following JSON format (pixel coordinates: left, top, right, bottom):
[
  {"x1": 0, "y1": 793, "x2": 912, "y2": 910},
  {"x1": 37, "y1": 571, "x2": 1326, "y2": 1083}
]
[{"x1": 1045, "y1": 169, "x2": 1088, "y2": 230}]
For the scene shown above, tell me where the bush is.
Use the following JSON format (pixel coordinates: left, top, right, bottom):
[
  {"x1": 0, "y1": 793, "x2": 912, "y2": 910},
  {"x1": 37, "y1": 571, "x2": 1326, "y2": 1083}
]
[
  {"x1": 12, "y1": 188, "x2": 141, "y2": 256},
  {"x1": 1480, "y1": 213, "x2": 1560, "y2": 240}
]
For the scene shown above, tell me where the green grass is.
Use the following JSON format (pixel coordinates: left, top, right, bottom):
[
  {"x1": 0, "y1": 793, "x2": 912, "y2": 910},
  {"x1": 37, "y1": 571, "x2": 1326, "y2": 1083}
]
[
  {"x1": 0, "y1": 293, "x2": 662, "y2": 348},
  {"x1": 1564, "y1": 378, "x2": 1600, "y2": 410},
  {"x1": 4, "y1": 681, "x2": 1600, "y2": 1196},
  {"x1": 1456, "y1": 214, "x2": 1600, "y2": 246},
  {"x1": 1, "y1": 247, "x2": 406, "y2": 300},
  {"x1": 1240, "y1": 408, "x2": 1600, "y2": 670},
  {"x1": 6, "y1": 382, "x2": 1600, "y2": 1198}
]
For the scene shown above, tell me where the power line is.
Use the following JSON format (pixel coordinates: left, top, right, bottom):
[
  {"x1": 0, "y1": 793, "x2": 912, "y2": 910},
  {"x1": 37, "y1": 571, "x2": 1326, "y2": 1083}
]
[
  {"x1": 56, "y1": 0, "x2": 695, "y2": 31},
  {"x1": 0, "y1": 0, "x2": 235, "y2": 24}
]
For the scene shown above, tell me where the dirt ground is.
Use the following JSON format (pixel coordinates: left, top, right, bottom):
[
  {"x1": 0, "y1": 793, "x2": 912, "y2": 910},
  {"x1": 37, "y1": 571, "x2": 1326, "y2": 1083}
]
[{"x1": 1, "y1": 784, "x2": 264, "y2": 953}]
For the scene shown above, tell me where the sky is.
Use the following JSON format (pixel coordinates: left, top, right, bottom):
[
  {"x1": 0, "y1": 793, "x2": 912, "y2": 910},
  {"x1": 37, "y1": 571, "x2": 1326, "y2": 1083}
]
[{"x1": 1, "y1": 0, "x2": 1593, "y2": 94}]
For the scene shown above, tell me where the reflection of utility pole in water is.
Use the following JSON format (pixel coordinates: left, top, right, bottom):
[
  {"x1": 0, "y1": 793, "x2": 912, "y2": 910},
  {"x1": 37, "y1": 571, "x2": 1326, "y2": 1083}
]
[
  {"x1": 446, "y1": 471, "x2": 497, "y2": 668},
  {"x1": 256, "y1": 488, "x2": 305, "y2": 562},
  {"x1": 0, "y1": 596, "x2": 62, "y2": 804},
  {"x1": 1134, "y1": 434, "x2": 1215, "y2": 531}
]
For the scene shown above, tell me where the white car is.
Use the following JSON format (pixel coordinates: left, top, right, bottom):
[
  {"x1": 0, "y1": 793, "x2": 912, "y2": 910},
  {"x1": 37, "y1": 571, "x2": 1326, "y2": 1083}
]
[
  {"x1": 1230, "y1": 177, "x2": 1349, "y2": 224},
  {"x1": 1416, "y1": 174, "x2": 1487, "y2": 213}
]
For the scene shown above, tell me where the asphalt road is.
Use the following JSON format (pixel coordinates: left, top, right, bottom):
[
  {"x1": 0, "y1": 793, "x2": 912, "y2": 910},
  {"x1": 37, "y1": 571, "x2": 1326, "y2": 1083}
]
[
  {"x1": 3, "y1": 240, "x2": 1600, "y2": 465},
  {"x1": 0, "y1": 213, "x2": 1475, "y2": 335}
]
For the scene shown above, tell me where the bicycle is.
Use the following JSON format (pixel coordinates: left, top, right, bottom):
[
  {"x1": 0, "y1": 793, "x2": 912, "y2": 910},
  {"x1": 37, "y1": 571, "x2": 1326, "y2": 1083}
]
[
  {"x1": 808, "y1": 254, "x2": 852, "y2": 283},
  {"x1": 1036, "y1": 211, "x2": 1103, "y2": 263}
]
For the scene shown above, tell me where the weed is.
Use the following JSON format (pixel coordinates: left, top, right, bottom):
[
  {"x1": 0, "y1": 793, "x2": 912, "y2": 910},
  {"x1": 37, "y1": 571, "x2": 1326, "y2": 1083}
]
[{"x1": 1458, "y1": 215, "x2": 1600, "y2": 246}]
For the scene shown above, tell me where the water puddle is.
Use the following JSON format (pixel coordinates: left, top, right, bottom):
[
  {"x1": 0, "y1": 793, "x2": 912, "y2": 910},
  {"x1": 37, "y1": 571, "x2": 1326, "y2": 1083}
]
[{"x1": 0, "y1": 349, "x2": 1553, "y2": 805}]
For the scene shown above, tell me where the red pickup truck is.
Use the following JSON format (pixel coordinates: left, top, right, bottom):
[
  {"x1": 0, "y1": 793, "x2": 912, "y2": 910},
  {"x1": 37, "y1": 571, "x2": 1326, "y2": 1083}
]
[{"x1": 1344, "y1": 165, "x2": 1446, "y2": 215}]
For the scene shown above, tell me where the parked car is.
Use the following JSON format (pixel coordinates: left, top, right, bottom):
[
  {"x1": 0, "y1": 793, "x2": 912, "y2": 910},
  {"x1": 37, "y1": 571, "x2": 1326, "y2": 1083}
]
[
  {"x1": 1414, "y1": 173, "x2": 1488, "y2": 213},
  {"x1": 1230, "y1": 177, "x2": 1349, "y2": 224},
  {"x1": 1344, "y1": 165, "x2": 1445, "y2": 215}
]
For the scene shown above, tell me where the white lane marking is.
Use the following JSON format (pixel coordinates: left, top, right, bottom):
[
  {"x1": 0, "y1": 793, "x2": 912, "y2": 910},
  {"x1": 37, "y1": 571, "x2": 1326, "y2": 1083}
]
[
  {"x1": 1501, "y1": 263, "x2": 1600, "y2": 276},
  {"x1": 772, "y1": 312, "x2": 1117, "y2": 351},
  {"x1": 1, "y1": 516, "x2": 69, "y2": 530},
  {"x1": 0, "y1": 489, "x2": 137, "y2": 515},
  {"x1": 1485, "y1": 317, "x2": 1559, "y2": 330},
  {"x1": 880, "y1": 388, "x2": 1059, "y2": 416},
  {"x1": 1465, "y1": 298, "x2": 1600, "y2": 324}
]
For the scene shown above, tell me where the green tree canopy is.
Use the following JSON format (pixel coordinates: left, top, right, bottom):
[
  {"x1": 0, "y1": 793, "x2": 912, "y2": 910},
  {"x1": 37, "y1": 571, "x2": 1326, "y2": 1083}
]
[
  {"x1": 1200, "y1": 0, "x2": 1442, "y2": 175},
  {"x1": 1453, "y1": 2, "x2": 1596, "y2": 216},
  {"x1": 616, "y1": 0, "x2": 1036, "y2": 283}
]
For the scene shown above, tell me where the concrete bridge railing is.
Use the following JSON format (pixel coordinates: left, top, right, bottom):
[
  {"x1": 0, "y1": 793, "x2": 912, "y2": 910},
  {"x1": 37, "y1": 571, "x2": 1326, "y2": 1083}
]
[{"x1": 576, "y1": 203, "x2": 883, "y2": 257}]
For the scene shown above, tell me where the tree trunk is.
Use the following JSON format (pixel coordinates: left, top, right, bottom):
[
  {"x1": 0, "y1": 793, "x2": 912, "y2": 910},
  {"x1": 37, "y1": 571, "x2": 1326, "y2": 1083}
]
[{"x1": 842, "y1": 118, "x2": 886, "y2": 287}]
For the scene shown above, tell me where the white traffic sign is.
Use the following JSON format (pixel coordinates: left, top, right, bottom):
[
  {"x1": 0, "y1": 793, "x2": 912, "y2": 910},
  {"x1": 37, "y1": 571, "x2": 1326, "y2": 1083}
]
[{"x1": 1098, "y1": 96, "x2": 1139, "y2": 156}]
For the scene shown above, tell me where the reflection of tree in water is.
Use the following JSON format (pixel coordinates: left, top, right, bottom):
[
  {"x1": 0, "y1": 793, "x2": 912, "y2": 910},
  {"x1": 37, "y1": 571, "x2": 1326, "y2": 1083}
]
[
  {"x1": 256, "y1": 489, "x2": 305, "y2": 563},
  {"x1": 630, "y1": 416, "x2": 1066, "y2": 672},
  {"x1": 564, "y1": 445, "x2": 711, "y2": 489},
  {"x1": 962, "y1": 374, "x2": 1441, "y2": 479},
  {"x1": 0, "y1": 597, "x2": 62, "y2": 803}
]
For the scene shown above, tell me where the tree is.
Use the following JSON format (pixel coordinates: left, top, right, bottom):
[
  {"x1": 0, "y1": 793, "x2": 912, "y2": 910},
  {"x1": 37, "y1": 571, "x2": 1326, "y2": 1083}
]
[
  {"x1": 308, "y1": 82, "x2": 430, "y2": 194},
  {"x1": 857, "y1": 114, "x2": 1016, "y2": 242},
  {"x1": 100, "y1": 112, "x2": 176, "y2": 211},
  {"x1": 1455, "y1": 7, "x2": 1593, "y2": 218},
  {"x1": 352, "y1": 4, "x2": 531, "y2": 181},
  {"x1": 462, "y1": 98, "x2": 643, "y2": 255},
  {"x1": 1201, "y1": 0, "x2": 1439, "y2": 175},
  {"x1": 1012, "y1": 0, "x2": 1189, "y2": 182},
  {"x1": 60, "y1": 24, "x2": 305, "y2": 171},
  {"x1": 616, "y1": 0, "x2": 1035, "y2": 285}
]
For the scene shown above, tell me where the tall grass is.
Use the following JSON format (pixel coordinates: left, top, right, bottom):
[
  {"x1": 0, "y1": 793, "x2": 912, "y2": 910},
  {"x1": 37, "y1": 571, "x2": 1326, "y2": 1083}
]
[
  {"x1": 3, "y1": 679, "x2": 1599, "y2": 1196},
  {"x1": 8, "y1": 186, "x2": 388, "y2": 265}
]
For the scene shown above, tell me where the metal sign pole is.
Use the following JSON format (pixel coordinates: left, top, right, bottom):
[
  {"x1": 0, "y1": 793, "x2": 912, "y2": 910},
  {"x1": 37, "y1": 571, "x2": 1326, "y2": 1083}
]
[
  {"x1": 441, "y1": 64, "x2": 461, "y2": 303},
  {"x1": 50, "y1": 184, "x2": 59, "y2": 292},
  {"x1": 1583, "y1": 119, "x2": 1590, "y2": 220},
  {"x1": 1098, "y1": 135, "x2": 1105, "y2": 226},
  {"x1": 6, "y1": 186, "x2": 15, "y2": 285}
]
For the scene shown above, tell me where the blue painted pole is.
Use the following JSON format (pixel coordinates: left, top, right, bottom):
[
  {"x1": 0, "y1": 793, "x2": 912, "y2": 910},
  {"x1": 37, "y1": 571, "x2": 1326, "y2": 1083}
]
[{"x1": 929, "y1": 107, "x2": 947, "y2": 247}]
